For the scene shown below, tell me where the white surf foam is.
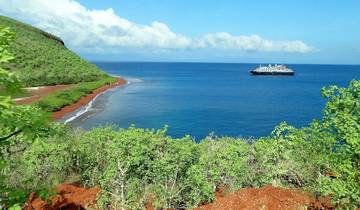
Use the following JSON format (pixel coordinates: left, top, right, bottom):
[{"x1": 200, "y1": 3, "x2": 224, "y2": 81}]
[
  {"x1": 62, "y1": 77, "x2": 140, "y2": 124},
  {"x1": 64, "y1": 91, "x2": 103, "y2": 124},
  {"x1": 124, "y1": 77, "x2": 143, "y2": 83}
]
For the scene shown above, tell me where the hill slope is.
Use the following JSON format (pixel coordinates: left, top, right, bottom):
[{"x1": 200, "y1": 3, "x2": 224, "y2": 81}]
[{"x1": 0, "y1": 16, "x2": 107, "y2": 87}]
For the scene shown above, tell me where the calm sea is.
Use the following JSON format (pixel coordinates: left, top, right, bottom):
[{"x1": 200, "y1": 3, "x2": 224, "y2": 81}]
[{"x1": 67, "y1": 62, "x2": 360, "y2": 140}]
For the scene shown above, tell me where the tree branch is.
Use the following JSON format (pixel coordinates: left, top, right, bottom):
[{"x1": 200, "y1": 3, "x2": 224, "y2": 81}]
[
  {"x1": 348, "y1": 101, "x2": 358, "y2": 114},
  {"x1": 0, "y1": 129, "x2": 22, "y2": 142}
]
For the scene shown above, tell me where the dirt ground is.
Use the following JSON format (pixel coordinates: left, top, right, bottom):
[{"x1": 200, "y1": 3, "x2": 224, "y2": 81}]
[
  {"x1": 14, "y1": 84, "x2": 73, "y2": 105},
  {"x1": 23, "y1": 184, "x2": 335, "y2": 210},
  {"x1": 193, "y1": 185, "x2": 335, "y2": 210},
  {"x1": 23, "y1": 183, "x2": 100, "y2": 210}
]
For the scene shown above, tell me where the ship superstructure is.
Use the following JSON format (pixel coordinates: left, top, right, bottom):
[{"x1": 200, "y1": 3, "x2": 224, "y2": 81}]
[{"x1": 250, "y1": 64, "x2": 294, "y2": 76}]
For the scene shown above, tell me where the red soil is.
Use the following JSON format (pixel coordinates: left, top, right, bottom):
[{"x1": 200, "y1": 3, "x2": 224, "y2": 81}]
[
  {"x1": 14, "y1": 84, "x2": 73, "y2": 105},
  {"x1": 194, "y1": 185, "x2": 334, "y2": 210},
  {"x1": 53, "y1": 78, "x2": 126, "y2": 120},
  {"x1": 23, "y1": 183, "x2": 100, "y2": 210},
  {"x1": 13, "y1": 78, "x2": 126, "y2": 120},
  {"x1": 23, "y1": 184, "x2": 335, "y2": 210}
]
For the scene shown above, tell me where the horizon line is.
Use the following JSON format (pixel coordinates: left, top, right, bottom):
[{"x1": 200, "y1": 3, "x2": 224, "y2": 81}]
[{"x1": 88, "y1": 60, "x2": 360, "y2": 66}]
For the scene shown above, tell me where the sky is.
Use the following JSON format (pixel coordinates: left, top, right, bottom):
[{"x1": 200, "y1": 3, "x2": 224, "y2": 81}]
[{"x1": 0, "y1": 0, "x2": 359, "y2": 64}]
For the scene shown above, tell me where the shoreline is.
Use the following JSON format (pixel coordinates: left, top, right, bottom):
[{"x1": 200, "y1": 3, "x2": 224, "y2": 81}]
[{"x1": 53, "y1": 77, "x2": 127, "y2": 120}]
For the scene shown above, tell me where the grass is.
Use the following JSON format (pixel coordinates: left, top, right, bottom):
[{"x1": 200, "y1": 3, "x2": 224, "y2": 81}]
[
  {"x1": 0, "y1": 16, "x2": 107, "y2": 87},
  {"x1": 0, "y1": 88, "x2": 31, "y2": 98}
]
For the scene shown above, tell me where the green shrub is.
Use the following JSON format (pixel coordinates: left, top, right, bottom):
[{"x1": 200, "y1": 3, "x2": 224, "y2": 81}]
[{"x1": 35, "y1": 76, "x2": 117, "y2": 112}]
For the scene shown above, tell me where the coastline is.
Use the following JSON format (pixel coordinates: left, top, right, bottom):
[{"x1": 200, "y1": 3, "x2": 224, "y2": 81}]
[{"x1": 53, "y1": 77, "x2": 127, "y2": 120}]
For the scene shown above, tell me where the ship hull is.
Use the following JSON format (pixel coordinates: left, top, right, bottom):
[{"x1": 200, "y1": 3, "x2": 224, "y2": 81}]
[{"x1": 250, "y1": 71, "x2": 294, "y2": 76}]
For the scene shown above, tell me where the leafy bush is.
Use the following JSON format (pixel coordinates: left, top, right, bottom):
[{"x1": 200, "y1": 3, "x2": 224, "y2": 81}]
[
  {"x1": 72, "y1": 126, "x2": 199, "y2": 209},
  {"x1": 185, "y1": 137, "x2": 251, "y2": 206},
  {"x1": 0, "y1": 26, "x2": 53, "y2": 208}
]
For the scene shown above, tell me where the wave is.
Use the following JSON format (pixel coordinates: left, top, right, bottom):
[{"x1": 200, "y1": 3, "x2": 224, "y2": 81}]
[
  {"x1": 109, "y1": 74, "x2": 143, "y2": 83},
  {"x1": 124, "y1": 77, "x2": 143, "y2": 84},
  {"x1": 63, "y1": 76, "x2": 141, "y2": 124},
  {"x1": 63, "y1": 91, "x2": 104, "y2": 124}
]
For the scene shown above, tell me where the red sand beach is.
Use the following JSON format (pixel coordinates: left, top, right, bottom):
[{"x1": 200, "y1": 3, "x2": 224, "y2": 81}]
[
  {"x1": 53, "y1": 78, "x2": 127, "y2": 120},
  {"x1": 14, "y1": 78, "x2": 127, "y2": 121}
]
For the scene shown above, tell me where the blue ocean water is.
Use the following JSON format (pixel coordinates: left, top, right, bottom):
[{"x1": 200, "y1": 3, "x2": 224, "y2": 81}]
[{"x1": 69, "y1": 62, "x2": 360, "y2": 140}]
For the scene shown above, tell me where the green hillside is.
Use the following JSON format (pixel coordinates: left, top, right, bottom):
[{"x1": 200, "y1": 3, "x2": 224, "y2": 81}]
[{"x1": 0, "y1": 16, "x2": 107, "y2": 87}]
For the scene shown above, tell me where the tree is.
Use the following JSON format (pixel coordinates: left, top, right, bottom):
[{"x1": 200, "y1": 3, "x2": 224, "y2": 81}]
[
  {"x1": 0, "y1": 26, "x2": 51, "y2": 208},
  {"x1": 0, "y1": 27, "x2": 49, "y2": 144},
  {"x1": 316, "y1": 80, "x2": 360, "y2": 207}
]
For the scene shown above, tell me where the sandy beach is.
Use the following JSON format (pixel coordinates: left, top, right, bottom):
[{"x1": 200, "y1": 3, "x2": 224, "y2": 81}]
[
  {"x1": 14, "y1": 77, "x2": 127, "y2": 121},
  {"x1": 53, "y1": 77, "x2": 127, "y2": 120}
]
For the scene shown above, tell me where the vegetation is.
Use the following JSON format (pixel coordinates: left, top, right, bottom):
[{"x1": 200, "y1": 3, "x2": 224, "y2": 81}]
[
  {"x1": 2, "y1": 79, "x2": 360, "y2": 209},
  {"x1": 1, "y1": 82, "x2": 360, "y2": 209},
  {"x1": 0, "y1": 16, "x2": 107, "y2": 87},
  {"x1": 35, "y1": 76, "x2": 117, "y2": 112},
  {"x1": 1, "y1": 20, "x2": 360, "y2": 209},
  {"x1": 0, "y1": 26, "x2": 52, "y2": 209},
  {"x1": 0, "y1": 27, "x2": 50, "y2": 143}
]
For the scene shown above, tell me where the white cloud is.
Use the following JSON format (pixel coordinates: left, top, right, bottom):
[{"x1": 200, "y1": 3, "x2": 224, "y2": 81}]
[
  {"x1": 197, "y1": 33, "x2": 314, "y2": 53},
  {"x1": 0, "y1": 0, "x2": 315, "y2": 53}
]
